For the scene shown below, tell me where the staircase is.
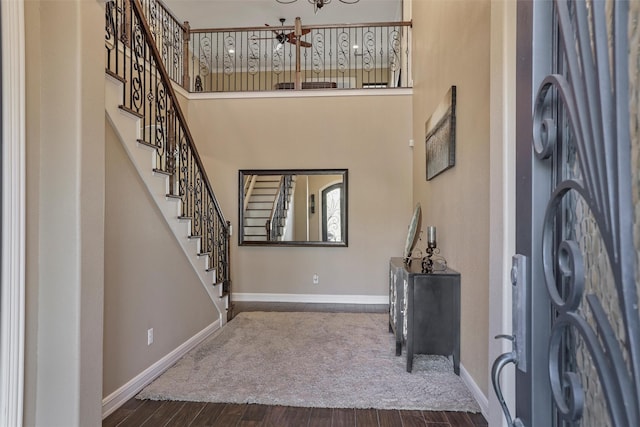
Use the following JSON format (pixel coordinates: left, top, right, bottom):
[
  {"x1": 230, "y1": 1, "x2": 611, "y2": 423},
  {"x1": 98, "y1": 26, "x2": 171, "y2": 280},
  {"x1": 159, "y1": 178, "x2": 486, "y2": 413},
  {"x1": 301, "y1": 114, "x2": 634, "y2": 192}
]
[
  {"x1": 243, "y1": 175, "x2": 295, "y2": 241},
  {"x1": 105, "y1": 0, "x2": 232, "y2": 323}
]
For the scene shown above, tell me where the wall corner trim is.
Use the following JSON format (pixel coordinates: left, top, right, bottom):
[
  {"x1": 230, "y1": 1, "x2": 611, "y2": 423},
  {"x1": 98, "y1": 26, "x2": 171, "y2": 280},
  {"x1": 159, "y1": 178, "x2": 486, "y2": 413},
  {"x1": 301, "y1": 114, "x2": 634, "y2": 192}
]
[
  {"x1": 459, "y1": 363, "x2": 489, "y2": 420},
  {"x1": 101, "y1": 320, "x2": 221, "y2": 419},
  {"x1": 0, "y1": 0, "x2": 26, "y2": 424}
]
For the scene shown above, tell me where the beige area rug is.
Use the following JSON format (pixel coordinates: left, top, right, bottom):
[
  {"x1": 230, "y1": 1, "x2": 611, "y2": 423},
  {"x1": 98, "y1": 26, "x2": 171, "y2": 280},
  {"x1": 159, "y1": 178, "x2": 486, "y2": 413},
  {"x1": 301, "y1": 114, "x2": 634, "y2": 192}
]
[{"x1": 137, "y1": 311, "x2": 480, "y2": 412}]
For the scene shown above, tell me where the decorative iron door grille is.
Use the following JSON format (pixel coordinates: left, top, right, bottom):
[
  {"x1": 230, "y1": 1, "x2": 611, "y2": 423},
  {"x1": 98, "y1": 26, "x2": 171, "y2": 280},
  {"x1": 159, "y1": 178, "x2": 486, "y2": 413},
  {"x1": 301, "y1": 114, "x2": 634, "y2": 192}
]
[{"x1": 533, "y1": 0, "x2": 639, "y2": 426}]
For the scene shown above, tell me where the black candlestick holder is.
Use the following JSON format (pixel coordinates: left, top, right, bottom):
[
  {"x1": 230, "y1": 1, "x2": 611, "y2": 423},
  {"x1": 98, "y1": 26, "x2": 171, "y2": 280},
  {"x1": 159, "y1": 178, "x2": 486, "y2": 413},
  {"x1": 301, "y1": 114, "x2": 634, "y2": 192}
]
[{"x1": 422, "y1": 243, "x2": 437, "y2": 273}]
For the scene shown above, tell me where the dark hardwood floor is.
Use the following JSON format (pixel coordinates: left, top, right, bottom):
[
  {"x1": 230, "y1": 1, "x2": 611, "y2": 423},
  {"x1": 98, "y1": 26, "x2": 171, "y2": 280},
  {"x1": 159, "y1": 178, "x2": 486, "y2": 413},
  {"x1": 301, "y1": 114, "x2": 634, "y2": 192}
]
[
  {"x1": 104, "y1": 398, "x2": 487, "y2": 427},
  {"x1": 103, "y1": 302, "x2": 488, "y2": 427}
]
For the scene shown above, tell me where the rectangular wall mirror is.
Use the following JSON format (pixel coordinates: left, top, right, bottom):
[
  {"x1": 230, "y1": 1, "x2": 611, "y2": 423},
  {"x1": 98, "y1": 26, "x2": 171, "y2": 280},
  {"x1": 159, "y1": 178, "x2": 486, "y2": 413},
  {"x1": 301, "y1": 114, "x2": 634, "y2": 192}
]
[{"x1": 239, "y1": 169, "x2": 348, "y2": 247}]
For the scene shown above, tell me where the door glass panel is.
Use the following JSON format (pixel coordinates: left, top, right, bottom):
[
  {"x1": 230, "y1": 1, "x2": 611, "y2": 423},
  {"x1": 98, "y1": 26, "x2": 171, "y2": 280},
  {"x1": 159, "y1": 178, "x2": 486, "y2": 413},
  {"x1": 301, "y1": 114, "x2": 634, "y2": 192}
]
[
  {"x1": 511, "y1": 1, "x2": 639, "y2": 426},
  {"x1": 558, "y1": 25, "x2": 617, "y2": 423},
  {"x1": 631, "y1": 0, "x2": 640, "y2": 310},
  {"x1": 322, "y1": 185, "x2": 342, "y2": 242},
  {"x1": 541, "y1": 1, "x2": 638, "y2": 426},
  {"x1": 561, "y1": 163, "x2": 616, "y2": 427}
]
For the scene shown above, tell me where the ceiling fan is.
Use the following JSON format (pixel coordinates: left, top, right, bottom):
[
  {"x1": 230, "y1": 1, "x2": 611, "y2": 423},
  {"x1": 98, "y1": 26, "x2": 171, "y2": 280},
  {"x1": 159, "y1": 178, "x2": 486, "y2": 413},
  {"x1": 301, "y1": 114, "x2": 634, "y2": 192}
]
[{"x1": 263, "y1": 18, "x2": 312, "y2": 48}]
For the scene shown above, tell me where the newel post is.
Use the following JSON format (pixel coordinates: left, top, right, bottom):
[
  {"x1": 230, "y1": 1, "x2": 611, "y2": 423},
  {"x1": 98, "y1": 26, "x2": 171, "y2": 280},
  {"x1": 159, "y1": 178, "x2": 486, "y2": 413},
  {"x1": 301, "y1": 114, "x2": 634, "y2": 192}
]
[{"x1": 294, "y1": 17, "x2": 302, "y2": 90}]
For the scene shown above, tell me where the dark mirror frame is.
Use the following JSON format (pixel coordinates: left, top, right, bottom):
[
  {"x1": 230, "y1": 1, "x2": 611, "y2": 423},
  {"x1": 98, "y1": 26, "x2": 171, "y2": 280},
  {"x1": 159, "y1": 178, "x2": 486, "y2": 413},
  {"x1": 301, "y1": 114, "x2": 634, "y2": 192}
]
[{"x1": 238, "y1": 169, "x2": 348, "y2": 247}]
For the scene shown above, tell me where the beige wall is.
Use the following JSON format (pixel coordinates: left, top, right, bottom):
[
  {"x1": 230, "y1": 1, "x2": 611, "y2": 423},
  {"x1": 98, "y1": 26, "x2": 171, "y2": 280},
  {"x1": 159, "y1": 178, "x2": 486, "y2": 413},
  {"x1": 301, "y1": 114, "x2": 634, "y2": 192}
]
[
  {"x1": 186, "y1": 94, "x2": 413, "y2": 297},
  {"x1": 103, "y1": 121, "x2": 219, "y2": 397},
  {"x1": 293, "y1": 175, "x2": 310, "y2": 241},
  {"x1": 25, "y1": 0, "x2": 105, "y2": 425},
  {"x1": 174, "y1": 82, "x2": 190, "y2": 117},
  {"x1": 411, "y1": 0, "x2": 491, "y2": 396}
]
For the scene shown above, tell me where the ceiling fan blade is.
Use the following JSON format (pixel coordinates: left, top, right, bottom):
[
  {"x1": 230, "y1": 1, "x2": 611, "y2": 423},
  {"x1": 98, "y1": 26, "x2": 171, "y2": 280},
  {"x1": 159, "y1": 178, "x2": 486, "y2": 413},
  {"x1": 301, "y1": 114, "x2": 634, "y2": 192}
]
[
  {"x1": 300, "y1": 28, "x2": 311, "y2": 36},
  {"x1": 286, "y1": 33, "x2": 297, "y2": 43},
  {"x1": 284, "y1": 33, "x2": 312, "y2": 48}
]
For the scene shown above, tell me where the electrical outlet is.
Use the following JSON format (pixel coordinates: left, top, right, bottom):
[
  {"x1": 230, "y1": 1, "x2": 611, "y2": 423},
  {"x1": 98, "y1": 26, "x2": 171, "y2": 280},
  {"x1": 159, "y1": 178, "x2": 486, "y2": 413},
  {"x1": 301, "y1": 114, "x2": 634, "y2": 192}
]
[
  {"x1": 147, "y1": 328, "x2": 154, "y2": 346},
  {"x1": 313, "y1": 274, "x2": 319, "y2": 285}
]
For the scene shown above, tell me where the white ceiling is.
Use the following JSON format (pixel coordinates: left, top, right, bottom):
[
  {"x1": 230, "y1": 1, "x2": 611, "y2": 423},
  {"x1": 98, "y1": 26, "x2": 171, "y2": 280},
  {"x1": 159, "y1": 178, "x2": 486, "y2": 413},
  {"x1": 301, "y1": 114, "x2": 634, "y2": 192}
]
[{"x1": 162, "y1": 0, "x2": 403, "y2": 30}]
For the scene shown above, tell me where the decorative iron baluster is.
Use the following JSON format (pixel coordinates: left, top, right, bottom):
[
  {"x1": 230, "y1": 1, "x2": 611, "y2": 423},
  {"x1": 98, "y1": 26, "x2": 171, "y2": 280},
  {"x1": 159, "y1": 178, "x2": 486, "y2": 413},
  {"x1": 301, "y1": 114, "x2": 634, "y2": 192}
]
[
  {"x1": 312, "y1": 32, "x2": 325, "y2": 74},
  {"x1": 272, "y1": 45, "x2": 284, "y2": 75},
  {"x1": 193, "y1": 167, "x2": 203, "y2": 238},
  {"x1": 217, "y1": 219, "x2": 229, "y2": 283},
  {"x1": 389, "y1": 28, "x2": 401, "y2": 72},
  {"x1": 130, "y1": 21, "x2": 145, "y2": 113},
  {"x1": 178, "y1": 131, "x2": 188, "y2": 206},
  {"x1": 148, "y1": 0, "x2": 158, "y2": 37},
  {"x1": 173, "y1": 21, "x2": 182, "y2": 77},
  {"x1": 337, "y1": 31, "x2": 350, "y2": 73},
  {"x1": 362, "y1": 30, "x2": 374, "y2": 72},
  {"x1": 248, "y1": 34, "x2": 260, "y2": 75},
  {"x1": 105, "y1": 1, "x2": 117, "y2": 55},
  {"x1": 198, "y1": 35, "x2": 212, "y2": 80},
  {"x1": 154, "y1": 78, "x2": 167, "y2": 167},
  {"x1": 533, "y1": 1, "x2": 639, "y2": 426},
  {"x1": 223, "y1": 34, "x2": 236, "y2": 76},
  {"x1": 161, "y1": 15, "x2": 169, "y2": 68},
  {"x1": 204, "y1": 197, "x2": 214, "y2": 264}
]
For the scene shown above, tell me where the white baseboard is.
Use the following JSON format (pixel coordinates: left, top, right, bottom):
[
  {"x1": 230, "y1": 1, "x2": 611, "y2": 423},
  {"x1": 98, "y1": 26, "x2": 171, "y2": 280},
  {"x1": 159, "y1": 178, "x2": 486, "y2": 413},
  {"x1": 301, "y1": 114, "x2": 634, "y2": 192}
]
[
  {"x1": 102, "y1": 320, "x2": 221, "y2": 419},
  {"x1": 232, "y1": 293, "x2": 388, "y2": 305},
  {"x1": 460, "y1": 363, "x2": 489, "y2": 419}
]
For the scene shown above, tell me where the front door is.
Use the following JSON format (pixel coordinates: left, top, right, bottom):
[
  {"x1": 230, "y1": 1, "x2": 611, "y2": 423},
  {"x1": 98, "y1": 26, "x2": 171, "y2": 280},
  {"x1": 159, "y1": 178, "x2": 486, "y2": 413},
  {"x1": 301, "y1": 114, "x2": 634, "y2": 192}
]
[{"x1": 495, "y1": 1, "x2": 640, "y2": 426}]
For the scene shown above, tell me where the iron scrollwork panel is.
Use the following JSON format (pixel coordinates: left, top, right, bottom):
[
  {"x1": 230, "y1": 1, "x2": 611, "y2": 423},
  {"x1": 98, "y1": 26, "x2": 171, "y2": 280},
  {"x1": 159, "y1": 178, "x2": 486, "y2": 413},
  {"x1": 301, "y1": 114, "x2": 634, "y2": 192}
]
[
  {"x1": 388, "y1": 29, "x2": 401, "y2": 72},
  {"x1": 533, "y1": 1, "x2": 639, "y2": 426},
  {"x1": 311, "y1": 32, "x2": 325, "y2": 74},
  {"x1": 337, "y1": 31, "x2": 350, "y2": 73},
  {"x1": 362, "y1": 30, "x2": 375, "y2": 72},
  {"x1": 131, "y1": 21, "x2": 146, "y2": 113}
]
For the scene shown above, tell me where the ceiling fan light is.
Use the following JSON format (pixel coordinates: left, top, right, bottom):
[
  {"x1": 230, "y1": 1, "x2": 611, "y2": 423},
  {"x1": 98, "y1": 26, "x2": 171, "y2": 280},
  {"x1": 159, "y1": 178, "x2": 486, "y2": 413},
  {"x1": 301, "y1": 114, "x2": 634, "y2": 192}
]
[{"x1": 277, "y1": 0, "x2": 358, "y2": 11}]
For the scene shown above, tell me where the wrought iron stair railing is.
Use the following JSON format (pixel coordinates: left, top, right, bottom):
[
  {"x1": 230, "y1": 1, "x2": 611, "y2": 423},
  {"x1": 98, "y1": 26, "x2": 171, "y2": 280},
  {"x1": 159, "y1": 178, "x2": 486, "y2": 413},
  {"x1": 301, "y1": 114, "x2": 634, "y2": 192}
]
[
  {"x1": 267, "y1": 175, "x2": 293, "y2": 241},
  {"x1": 105, "y1": 0, "x2": 231, "y2": 305}
]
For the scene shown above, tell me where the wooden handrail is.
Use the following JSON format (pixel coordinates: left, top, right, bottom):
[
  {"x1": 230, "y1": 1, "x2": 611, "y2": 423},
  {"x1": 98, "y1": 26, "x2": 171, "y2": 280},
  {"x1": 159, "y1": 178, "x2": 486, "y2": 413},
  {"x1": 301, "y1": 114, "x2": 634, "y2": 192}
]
[
  {"x1": 190, "y1": 21, "x2": 412, "y2": 34},
  {"x1": 243, "y1": 175, "x2": 257, "y2": 211}
]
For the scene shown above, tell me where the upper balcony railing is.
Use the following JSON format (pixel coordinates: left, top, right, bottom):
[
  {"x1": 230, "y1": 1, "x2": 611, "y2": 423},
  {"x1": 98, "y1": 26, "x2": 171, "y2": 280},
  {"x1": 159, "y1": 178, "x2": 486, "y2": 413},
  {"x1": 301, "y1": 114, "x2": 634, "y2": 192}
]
[
  {"x1": 129, "y1": 0, "x2": 411, "y2": 93},
  {"x1": 188, "y1": 19, "x2": 412, "y2": 92}
]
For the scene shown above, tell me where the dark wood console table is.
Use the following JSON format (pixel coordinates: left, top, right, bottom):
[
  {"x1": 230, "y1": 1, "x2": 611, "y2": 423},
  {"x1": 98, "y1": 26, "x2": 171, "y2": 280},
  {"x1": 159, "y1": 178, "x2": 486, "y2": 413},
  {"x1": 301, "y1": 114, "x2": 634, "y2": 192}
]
[{"x1": 388, "y1": 257, "x2": 461, "y2": 374}]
